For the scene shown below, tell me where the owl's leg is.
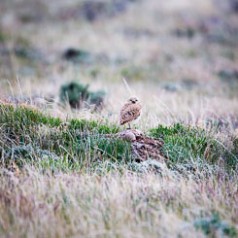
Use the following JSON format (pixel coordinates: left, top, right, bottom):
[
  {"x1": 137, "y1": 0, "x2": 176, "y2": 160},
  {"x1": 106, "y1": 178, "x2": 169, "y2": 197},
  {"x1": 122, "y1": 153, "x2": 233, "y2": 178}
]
[{"x1": 127, "y1": 123, "x2": 131, "y2": 129}]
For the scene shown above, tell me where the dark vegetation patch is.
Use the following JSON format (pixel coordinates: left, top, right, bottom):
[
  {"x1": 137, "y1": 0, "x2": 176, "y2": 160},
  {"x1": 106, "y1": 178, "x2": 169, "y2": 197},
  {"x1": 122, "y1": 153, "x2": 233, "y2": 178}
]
[
  {"x1": 172, "y1": 27, "x2": 196, "y2": 39},
  {"x1": 62, "y1": 48, "x2": 94, "y2": 64},
  {"x1": 62, "y1": 47, "x2": 110, "y2": 65},
  {"x1": 218, "y1": 69, "x2": 238, "y2": 81},
  {"x1": 194, "y1": 213, "x2": 237, "y2": 237},
  {"x1": 60, "y1": 81, "x2": 106, "y2": 110},
  {"x1": 14, "y1": 45, "x2": 44, "y2": 62},
  {"x1": 218, "y1": 68, "x2": 238, "y2": 92},
  {"x1": 217, "y1": 68, "x2": 238, "y2": 98}
]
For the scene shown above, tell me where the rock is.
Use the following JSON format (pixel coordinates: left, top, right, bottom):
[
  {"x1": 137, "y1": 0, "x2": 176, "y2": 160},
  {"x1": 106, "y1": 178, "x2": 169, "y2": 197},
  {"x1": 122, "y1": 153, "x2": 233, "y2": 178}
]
[
  {"x1": 117, "y1": 129, "x2": 138, "y2": 142},
  {"x1": 117, "y1": 129, "x2": 167, "y2": 162}
]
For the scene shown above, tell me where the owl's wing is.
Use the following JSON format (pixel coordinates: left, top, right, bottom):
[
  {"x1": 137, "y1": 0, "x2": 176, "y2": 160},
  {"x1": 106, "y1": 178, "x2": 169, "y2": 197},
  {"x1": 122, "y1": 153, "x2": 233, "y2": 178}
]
[{"x1": 120, "y1": 103, "x2": 142, "y2": 125}]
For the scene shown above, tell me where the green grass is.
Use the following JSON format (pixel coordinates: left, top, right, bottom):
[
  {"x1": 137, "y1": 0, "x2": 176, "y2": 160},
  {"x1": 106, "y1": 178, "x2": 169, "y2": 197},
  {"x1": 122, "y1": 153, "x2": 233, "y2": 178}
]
[
  {"x1": 0, "y1": 104, "x2": 130, "y2": 172},
  {"x1": 150, "y1": 123, "x2": 238, "y2": 171},
  {"x1": 0, "y1": 104, "x2": 62, "y2": 128},
  {"x1": 149, "y1": 123, "x2": 209, "y2": 163},
  {"x1": 69, "y1": 118, "x2": 119, "y2": 134},
  {"x1": 1, "y1": 104, "x2": 237, "y2": 173}
]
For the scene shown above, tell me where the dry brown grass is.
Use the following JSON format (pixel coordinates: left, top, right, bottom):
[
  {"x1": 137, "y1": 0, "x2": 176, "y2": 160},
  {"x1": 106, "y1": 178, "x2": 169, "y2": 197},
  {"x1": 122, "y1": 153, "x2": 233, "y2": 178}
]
[{"x1": 0, "y1": 167, "x2": 237, "y2": 238}]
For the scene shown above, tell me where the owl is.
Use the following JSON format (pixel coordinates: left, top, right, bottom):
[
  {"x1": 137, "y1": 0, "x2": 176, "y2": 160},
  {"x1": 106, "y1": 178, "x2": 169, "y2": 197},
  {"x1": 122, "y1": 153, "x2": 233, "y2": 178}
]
[{"x1": 120, "y1": 96, "x2": 142, "y2": 129}]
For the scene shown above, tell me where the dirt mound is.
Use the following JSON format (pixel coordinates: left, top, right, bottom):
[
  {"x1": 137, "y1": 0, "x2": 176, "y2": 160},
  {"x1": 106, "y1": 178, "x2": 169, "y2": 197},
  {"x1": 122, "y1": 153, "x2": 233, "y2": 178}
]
[{"x1": 117, "y1": 129, "x2": 167, "y2": 162}]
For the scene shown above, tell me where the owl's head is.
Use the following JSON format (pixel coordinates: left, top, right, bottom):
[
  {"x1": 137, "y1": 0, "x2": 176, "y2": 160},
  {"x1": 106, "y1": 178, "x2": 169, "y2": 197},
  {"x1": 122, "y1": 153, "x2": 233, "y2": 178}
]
[{"x1": 128, "y1": 96, "x2": 139, "y2": 104}]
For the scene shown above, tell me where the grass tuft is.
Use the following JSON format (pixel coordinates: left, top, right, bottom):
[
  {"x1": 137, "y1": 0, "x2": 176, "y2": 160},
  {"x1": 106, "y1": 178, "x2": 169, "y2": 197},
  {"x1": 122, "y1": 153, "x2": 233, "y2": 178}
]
[{"x1": 149, "y1": 123, "x2": 209, "y2": 163}]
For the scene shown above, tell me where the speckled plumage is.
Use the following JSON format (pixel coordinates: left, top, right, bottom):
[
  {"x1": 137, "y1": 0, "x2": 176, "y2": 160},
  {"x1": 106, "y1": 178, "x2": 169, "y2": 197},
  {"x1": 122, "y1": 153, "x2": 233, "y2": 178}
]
[{"x1": 120, "y1": 97, "x2": 142, "y2": 127}]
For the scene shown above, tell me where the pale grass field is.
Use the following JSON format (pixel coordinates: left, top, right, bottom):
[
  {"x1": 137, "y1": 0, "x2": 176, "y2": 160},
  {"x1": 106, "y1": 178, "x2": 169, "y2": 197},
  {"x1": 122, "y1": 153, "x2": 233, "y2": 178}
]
[
  {"x1": 0, "y1": 0, "x2": 238, "y2": 237},
  {"x1": 1, "y1": 167, "x2": 237, "y2": 238}
]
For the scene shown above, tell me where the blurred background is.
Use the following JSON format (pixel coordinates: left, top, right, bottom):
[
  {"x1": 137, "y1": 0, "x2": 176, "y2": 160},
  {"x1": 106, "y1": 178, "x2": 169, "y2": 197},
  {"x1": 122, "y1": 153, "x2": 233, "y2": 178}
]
[{"x1": 0, "y1": 0, "x2": 237, "y2": 127}]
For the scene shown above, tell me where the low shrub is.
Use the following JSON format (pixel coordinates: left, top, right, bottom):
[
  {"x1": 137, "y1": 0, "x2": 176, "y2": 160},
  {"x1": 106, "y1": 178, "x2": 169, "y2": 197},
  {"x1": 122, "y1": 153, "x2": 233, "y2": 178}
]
[{"x1": 59, "y1": 81, "x2": 106, "y2": 109}]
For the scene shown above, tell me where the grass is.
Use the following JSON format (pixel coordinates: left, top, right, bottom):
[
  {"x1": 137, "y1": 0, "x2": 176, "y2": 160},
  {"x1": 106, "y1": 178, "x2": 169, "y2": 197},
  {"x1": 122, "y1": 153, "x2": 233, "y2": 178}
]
[
  {"x1": 150, "y1": 123, "x2": 209, "y2": 163},
  {"x1": 150, "y1": 123, "x2": 238, "y2": 171},
  {"x1": 0, "y1": 169, "x2": 237, "y2": 238},
  {"x1": 0, "y1": 0, "x2": 238, "y2": 237},
  {"x1": 0, "y1": 104, "x2": 130, "y2": 171},
  {"x1": 2, "y1": 104, "x2": 237, "y2": 172},
  {"x1": 0, "y1": 98, "x2": 237, "y2": 238},
  {"x1": 1, "y1": 103, "x2": 237, "y2": 175}
]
